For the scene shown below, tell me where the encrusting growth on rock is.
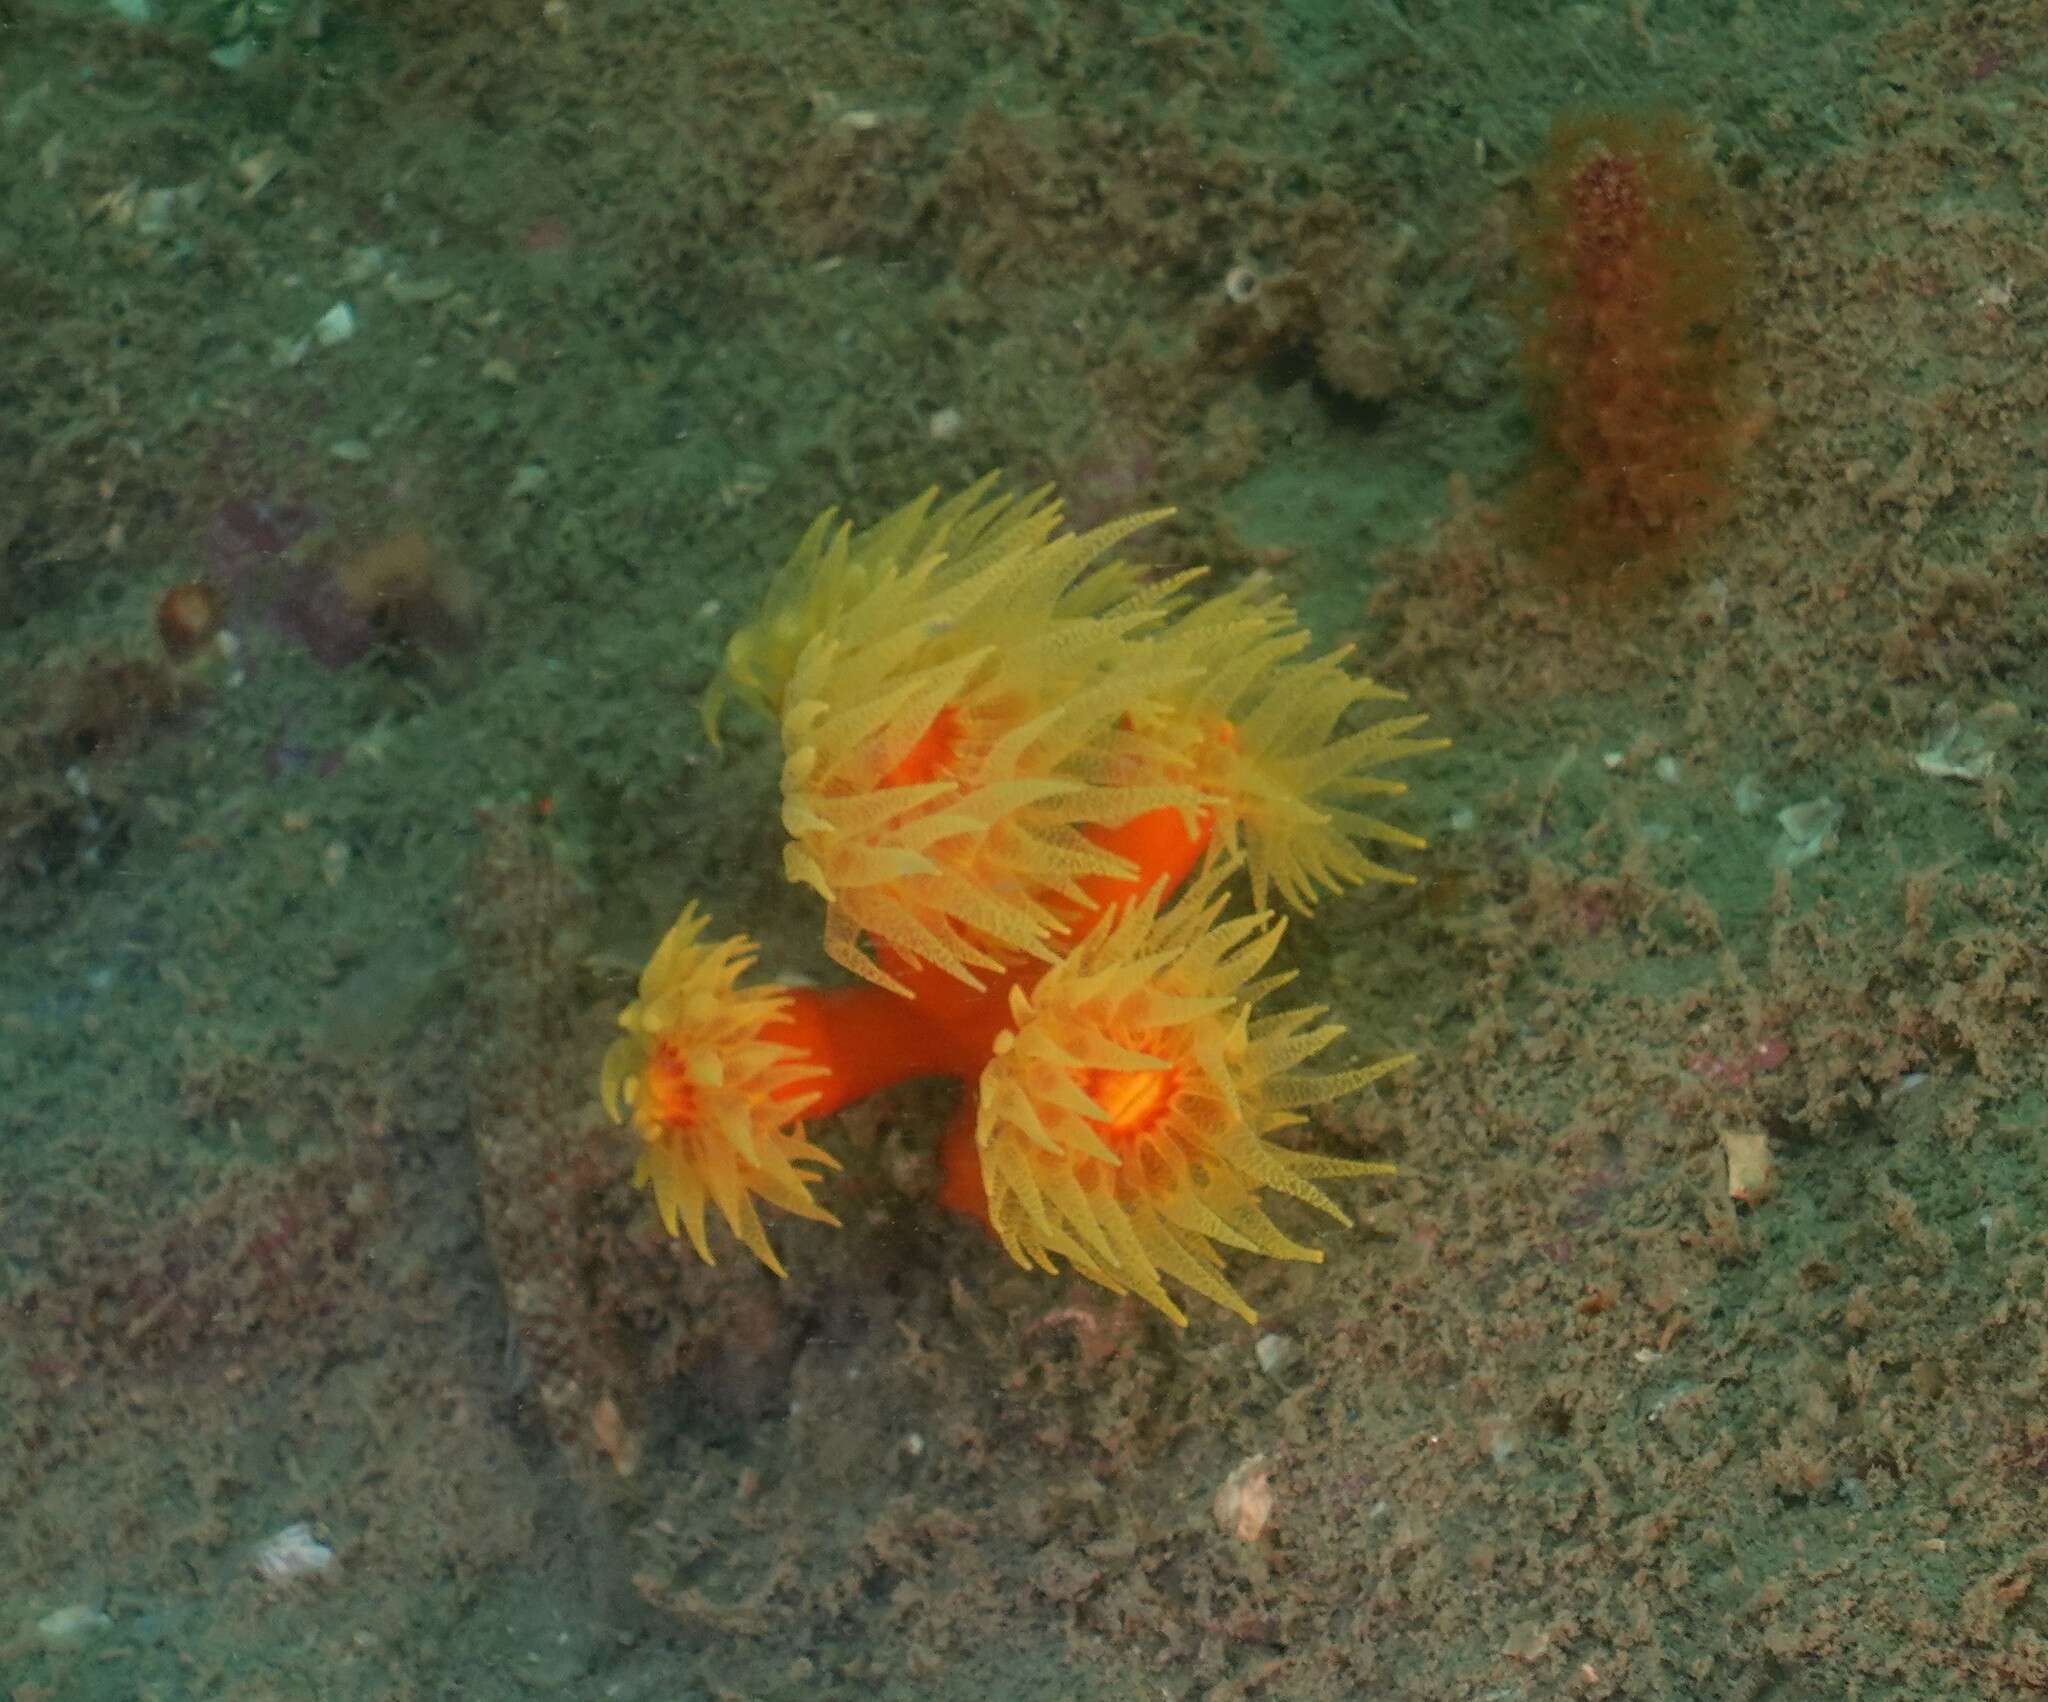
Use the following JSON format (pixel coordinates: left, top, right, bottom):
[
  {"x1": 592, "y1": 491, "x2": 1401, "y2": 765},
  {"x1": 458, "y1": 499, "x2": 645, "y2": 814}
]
[{"x1": 1511, "y1": 111, "x2": 1758, "y2": 596}]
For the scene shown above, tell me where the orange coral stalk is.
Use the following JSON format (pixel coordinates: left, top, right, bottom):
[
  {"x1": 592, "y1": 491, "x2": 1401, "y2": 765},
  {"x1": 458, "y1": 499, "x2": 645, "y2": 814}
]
[
  {"x1": 760, "y1": 981, "x2": 969, "y2": 1117},
  {"x1": 1074, "y1": 802, "x2": 1214, "y2": 917},
  {"x1": 933, "y1": 1091, "x2": 990, "y2": 1226},
  {"x1": 606, "y1": 797, "x2": 1228, "y2": 1276}
]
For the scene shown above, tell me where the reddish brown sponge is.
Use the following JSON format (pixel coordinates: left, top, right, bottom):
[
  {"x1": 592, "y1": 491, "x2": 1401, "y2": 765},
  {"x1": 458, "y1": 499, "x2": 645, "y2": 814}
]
[
  {"x1": 1511, "y1": 111, "x2": 1758, "y2": 596},
  {"x1": 154, "y1": 579, "x2": 227, "y2": 664}
]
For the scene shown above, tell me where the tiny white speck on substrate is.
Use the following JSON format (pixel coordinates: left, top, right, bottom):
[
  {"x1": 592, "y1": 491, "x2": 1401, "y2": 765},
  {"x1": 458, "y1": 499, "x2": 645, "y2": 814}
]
[{"x1": 253, "y1": 1522, "x2": 338, "y2": 1585}]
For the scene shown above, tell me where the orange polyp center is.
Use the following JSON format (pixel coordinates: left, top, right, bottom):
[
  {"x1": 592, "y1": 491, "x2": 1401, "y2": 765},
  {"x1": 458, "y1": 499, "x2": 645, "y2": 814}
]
[
  {"x1": 645, "y1": 1040, "x2": 697, "y2": 1129},
  {"x1": 882, "y1": 704, "x2": 965, "y2": 788},
  {"x1": 1085, "y1": 1050, "x2": 1180, "y2": 1152}
]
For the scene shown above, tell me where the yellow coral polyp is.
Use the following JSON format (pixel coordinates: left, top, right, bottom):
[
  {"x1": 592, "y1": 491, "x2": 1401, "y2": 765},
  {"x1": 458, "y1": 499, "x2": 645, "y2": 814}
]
[
  {"x1": 973, "y1": 859, "x2": 1402, "y2": 1326},
  {"x1": 600, "y1": 902, "x2": 839, "y2": 1276},
  {"x1": 708, "y1": 476, "x2": 1447, "y2": 999},
  {"x1": 704, "y1": 473, "x2": 1164, "y2": 741},
  {"x1": 772, "y1": 482, "x2": 1207, "y2": 994},
  {"x1": 705, "y1": 477, "x2": 994, "y2": 743},
  {"x1": 1144, "y1": 575, "x2": 1453, "y2": 912}
]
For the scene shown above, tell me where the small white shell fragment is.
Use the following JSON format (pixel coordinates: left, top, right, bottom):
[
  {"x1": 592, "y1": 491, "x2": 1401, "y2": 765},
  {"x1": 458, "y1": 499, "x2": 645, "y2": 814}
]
[
  {"x1": 1774, "y1": 797, "x2": 1841, "y2": 867},
  {"x1": 313, "y1": 301, "x2": 356, "y2": 345},
  {"x1": 253, "y1": 1522, "x2": 337, "y2": 1584},
  {"x1": 1731, "y1": 774, "x2": 1765, "y2": 816},
  {"x1": 506, "y1": 462, "x2": 550, "y2": 500},
  {"x1": 384, "y1": 271, "x2": 453, "y2": 304},
  {"x1": 1211, "y1": 1453, "x2": 1274, "y2": 1542},
  {"x1": 233, "y1": 149, "x2": 284, "y2": 198},
  {"x1": 1480, "y1": 1414, "x2": 1519, "y2": 1465},
  {"x1": 36, "y1": 1603, "x2": 112, "y2": 1647},
  {"x1": 1254, "y1": 1332, "x2": 1300, "y2": 1380},
  {"x1": 927, "y1": 406, "x2": 963, "y2": 441},
  {"x1": 1879, "y1": 1070, "x2": 1930, "y2": 1109},
  {"x1": 1722, "y1": 1129, "x2": 1775, "y2": 1205},
  {"x1": 134, "y1": 186, "x2": 178, "y2": 235},
  {"x1": 1913, "y1": 722, "x2": 1996, "y2": 783}
]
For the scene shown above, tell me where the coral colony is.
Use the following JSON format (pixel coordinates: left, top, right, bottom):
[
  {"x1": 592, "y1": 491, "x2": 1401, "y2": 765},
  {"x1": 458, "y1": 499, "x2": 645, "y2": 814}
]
[{"x1": 602, "y1": 476, "x2": 1446, "y2": 1325}]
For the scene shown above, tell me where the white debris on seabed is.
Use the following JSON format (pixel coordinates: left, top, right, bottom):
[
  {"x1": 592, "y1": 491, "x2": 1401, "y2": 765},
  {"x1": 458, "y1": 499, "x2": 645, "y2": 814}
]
[
  {"x1": 35, "y1": 1603, "x2": 112, "y2": 1648},
  {"x1": 1722, "y1": 1128, "x2": 1776, "y2": 1206},
  {"x1": 1881, "y1": 1070, "x2": 1931, "y2": 1108},
  {"x1": 1913, "y1": 705, "x2": 2011, "y2": 783},
  {"x1": 1774, "y1": 797, "x2": 1842, "y2": 867},
  {"x1": 1222, "y1": 263, "x2": 1261, "y2": 305},
  {"x1": 1254, "y1": 1331, "x2": 1301, "y2": 1380},
  {"x1": 1212, "y1": 1453, "x2": 1275, "y2": 1543},
  {"x1": 1913, "y1": 732, "x2": 1992, "y2": 782},
  {"x1": 252, "y1": 1522, "x2": 338, "y2": 1585},
  {"x1": 506, "y1": 461, "x2": 551, "y2": 500},
  {"x1": 314, "y1": 301, "x2": 357, "y2": 346}
]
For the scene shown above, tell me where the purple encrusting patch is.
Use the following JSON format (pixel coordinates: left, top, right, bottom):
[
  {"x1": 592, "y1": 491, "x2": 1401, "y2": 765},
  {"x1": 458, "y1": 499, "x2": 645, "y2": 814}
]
[{"x1": 199, "y1": 498, "x2": 378, "y2": 670}]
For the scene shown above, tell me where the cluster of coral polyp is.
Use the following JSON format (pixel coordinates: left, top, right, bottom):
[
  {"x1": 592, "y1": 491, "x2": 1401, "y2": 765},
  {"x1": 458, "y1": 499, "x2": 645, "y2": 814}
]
[{"x1": 603, "y1": 476, "x2": 1446, "y2": 1325}]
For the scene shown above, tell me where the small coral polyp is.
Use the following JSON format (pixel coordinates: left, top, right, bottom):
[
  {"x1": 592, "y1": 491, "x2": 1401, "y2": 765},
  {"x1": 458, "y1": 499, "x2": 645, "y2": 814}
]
[
  {"x1": 601, "y1": 904, "x2": 840, "y2": 1276},
  {"x1": 775, "y1": 479, "x2": 1197, "y2": 995},
  {"x1": 974, "y1": 860, "x2": 1403, "y2": 1327},
  {"x1": 605, "y1": 475, "x2": 1446, "y2": 1323}
]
